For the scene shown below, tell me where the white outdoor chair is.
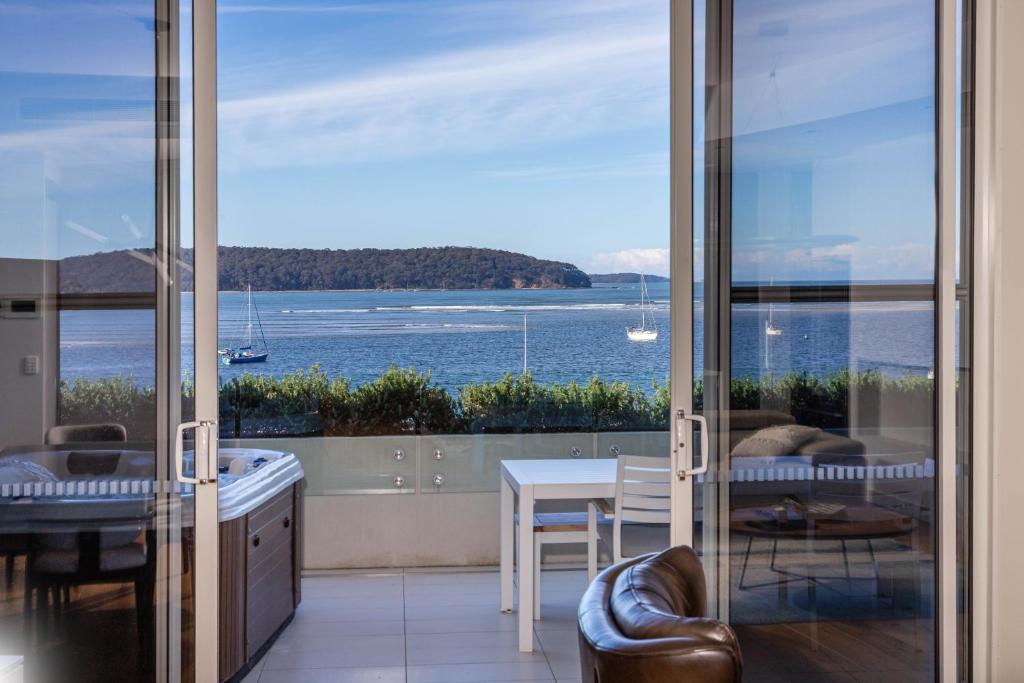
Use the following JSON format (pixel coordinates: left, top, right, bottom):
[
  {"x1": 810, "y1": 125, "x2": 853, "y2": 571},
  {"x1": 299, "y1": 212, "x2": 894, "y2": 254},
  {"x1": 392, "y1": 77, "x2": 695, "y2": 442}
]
[
  {"x1": 588, "y1": 454, "x2": 671, "y2": 570},
  {"x1": 514, "y1": 510, "x2": 593, "y2": 619}
]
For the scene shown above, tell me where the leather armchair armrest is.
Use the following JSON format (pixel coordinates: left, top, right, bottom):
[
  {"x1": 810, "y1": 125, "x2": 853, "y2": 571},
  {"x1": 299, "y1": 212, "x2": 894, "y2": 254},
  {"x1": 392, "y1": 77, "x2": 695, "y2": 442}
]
[{"x1": 580, "y1": 609, "x2": 739, "y2": 655}]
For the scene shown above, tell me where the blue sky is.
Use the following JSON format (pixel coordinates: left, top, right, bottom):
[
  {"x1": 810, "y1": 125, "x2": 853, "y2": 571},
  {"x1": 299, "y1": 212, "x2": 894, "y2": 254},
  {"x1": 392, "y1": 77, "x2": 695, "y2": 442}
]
[{"x1": 0, "y1": 0, "x2": 937, "y2": 282}]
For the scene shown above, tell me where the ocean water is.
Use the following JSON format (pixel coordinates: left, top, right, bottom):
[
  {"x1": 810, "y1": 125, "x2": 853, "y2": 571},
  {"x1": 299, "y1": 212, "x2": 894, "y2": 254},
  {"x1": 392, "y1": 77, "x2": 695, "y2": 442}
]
[{"x1": 58, "y1": 282, "x2": 936, "y2": 392}]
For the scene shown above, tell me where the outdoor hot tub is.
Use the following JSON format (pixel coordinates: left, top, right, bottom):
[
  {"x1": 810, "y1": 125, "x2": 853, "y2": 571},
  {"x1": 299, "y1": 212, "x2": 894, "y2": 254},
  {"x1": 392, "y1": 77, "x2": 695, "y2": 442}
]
[
  {"x1": 0, "y1": 443, "x2": 304, "y2": 682},
  {"x1": 0, "y1": 445, "x2": 302, "y2": 521}
]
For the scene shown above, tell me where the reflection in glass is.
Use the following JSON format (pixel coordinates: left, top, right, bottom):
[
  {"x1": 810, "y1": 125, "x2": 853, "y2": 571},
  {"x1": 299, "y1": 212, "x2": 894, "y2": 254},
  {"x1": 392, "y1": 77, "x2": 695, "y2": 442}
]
[
  {"x1": 0, "y1": 1, "x2": 190, "y2": 680},
  {"x1": 699, "y1": 0, "x2": 939, "y2": 679}
]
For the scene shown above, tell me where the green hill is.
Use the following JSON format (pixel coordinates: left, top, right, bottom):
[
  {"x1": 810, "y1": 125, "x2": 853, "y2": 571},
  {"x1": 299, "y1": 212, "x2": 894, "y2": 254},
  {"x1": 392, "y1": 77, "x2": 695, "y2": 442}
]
[{"x1": 58, "y1": 246, "x2": 592, "y2": 292}]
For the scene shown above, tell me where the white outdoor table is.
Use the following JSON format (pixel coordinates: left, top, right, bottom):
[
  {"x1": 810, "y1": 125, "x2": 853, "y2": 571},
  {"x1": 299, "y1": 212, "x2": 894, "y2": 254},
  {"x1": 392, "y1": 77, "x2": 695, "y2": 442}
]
[{"x1": 500, "y1": 458, "x2": 617, "y2": 652}]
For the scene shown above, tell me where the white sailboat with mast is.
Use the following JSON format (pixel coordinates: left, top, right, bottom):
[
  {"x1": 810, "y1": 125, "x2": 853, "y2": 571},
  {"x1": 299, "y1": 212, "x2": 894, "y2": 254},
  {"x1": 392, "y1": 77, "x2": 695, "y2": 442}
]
[
  {"x1": 626, "y1": 273, "x2": 658, "y2": 342},
  {"x1": 765, "y1": 278, "x2": 782, "y2": 337},
  {"x1": 765, "y1": 302, "x2": 782, "y2": 337}
]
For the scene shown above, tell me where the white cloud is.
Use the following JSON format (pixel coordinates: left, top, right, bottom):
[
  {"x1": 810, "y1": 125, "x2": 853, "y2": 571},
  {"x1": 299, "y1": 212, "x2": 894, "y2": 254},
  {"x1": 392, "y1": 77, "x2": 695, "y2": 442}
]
[
  {"x1": 484, "y1": 152, "x2": 668, "y2": 182},
  {"x1": 217, "y1": 3, "x2": 392, "y2": 15},
  {"x1": 589, "y1": 248, "x2": 670, "y2": 276},
  {"x1": 218, "y1": 20, "x2": 668, "y2": 169},
  {"x1": 733, "y1": 241, "x2": 934, "y2": 281}
]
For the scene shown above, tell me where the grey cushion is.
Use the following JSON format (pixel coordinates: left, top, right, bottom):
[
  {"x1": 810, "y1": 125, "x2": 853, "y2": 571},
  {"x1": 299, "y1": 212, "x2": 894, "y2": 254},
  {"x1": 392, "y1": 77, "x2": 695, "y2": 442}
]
[
  {"x1": 732, "y1": 424, "x2": 822, "y2": 457},
  {"x1": 99, "y1": 543, "x2": 147, "y2": 572},
  {"x1": 33, "y1": 549, "x2": 79, "y2": 574},
  {"x1": 798, "y1": 436, "x2": 866, "y2": 461},
  {"x1": 45, "y1": 423, "x2": 127, "y2": 445}
]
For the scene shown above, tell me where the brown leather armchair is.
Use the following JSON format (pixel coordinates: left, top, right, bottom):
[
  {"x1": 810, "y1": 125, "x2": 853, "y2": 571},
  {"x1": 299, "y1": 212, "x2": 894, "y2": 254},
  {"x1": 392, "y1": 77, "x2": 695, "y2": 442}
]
[{"x1": 578, "y1": 545, "x2": 742, "y2": 683}]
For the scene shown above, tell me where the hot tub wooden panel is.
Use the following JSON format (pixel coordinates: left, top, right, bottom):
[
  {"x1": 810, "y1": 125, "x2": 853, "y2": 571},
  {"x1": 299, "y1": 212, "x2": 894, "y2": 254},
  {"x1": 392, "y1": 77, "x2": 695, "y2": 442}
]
[{"x1": 219, "y1": 481, "x2": 302, "y2": 682}]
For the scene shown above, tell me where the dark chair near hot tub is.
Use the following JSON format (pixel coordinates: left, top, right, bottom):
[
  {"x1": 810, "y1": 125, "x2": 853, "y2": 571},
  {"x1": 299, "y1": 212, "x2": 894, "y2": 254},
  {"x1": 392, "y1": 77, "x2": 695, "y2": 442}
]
[
  {"x1": 2, "y1": 424, "x2": 129, "y2": 584},
  {"x1": 45, "y1": 422, "x2": 127, "y2": 446},
  {"x1": 578, "y1": 545, "x2": 742, "y2": 683},
  {"x1": 25, "y1": 423, "x2": 154, "y2": 645},
  {"x1": 24, "y1": 516, "x2": 156, "y2": 647}
]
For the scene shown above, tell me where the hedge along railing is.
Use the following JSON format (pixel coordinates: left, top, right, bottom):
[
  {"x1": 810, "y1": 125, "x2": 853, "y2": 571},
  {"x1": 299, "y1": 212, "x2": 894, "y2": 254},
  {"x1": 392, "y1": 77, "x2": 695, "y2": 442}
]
[{"x1": 57, "y1": 365, "x2": 934, "y2": 441}]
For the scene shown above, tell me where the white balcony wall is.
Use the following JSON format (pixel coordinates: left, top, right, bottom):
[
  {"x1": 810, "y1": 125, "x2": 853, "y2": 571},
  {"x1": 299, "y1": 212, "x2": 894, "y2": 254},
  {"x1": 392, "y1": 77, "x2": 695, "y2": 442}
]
[{"x1": 222, "y1": 432, "x2": 670, "y2": 569}]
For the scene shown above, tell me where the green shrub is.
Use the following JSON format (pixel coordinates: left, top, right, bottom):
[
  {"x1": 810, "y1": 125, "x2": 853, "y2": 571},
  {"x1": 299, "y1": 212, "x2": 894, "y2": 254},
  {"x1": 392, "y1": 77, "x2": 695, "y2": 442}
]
[
  {"x1": 57, "y1": 367, "x2": 935, "y2": 439},
  {"x1": 346, "y1": 365, "x2": 461, "y2": 435},
  {"x1": 459, "y1": 373, "x2": 559, "y2": 432},
  {"x1": 58, "y1": 376, "x2": 158, "y2": 441},
  {"x1": 458, "y1": 374, "x2": 662, "y2": 432}
]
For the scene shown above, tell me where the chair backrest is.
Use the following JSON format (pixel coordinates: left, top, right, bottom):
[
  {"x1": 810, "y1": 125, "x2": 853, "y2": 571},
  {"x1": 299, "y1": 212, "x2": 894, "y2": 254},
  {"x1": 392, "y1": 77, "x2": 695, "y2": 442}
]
[
  {"x1": 45, "y1": 423, "x2": 127, "y2": 446},
  {"x1": 613, "y1": 454, "x2": 671, "y2": 561}
]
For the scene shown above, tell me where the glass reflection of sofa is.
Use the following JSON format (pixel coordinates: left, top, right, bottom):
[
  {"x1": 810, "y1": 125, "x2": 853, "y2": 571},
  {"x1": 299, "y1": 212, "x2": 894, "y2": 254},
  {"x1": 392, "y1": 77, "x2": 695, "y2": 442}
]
[{"x1": 724, "y1": 410, "x2": 932, "y2": 520}]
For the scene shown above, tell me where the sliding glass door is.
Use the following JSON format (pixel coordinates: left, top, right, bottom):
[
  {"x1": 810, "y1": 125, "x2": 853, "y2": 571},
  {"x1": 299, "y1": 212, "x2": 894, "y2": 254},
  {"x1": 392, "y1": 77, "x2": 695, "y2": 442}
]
[
  {"x1": 671, "y1": 0, "x2": 963, "y2": 679},
  {"x1": 0, "y1": 0, "x2": 218, "y2": 680}
]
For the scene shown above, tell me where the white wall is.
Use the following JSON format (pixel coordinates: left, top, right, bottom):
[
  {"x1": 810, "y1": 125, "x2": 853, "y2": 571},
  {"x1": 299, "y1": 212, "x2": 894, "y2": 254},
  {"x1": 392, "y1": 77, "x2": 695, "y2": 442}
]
[
  {"x1": 989, "y1": 0, "x2": 1024, "y2": 678},
  {"x1": 0, "y1": 258, "x2": 58, "y2": 450},
  {"x1": 302, "y1": 491, "x2": 598, "y2": 570}
]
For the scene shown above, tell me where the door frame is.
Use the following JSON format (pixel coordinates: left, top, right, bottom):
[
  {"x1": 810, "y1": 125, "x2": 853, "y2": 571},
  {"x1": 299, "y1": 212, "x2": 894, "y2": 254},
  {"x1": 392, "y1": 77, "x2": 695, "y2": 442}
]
[
  {"x1": 191, "y1": 0, "x2": 220, "y2": 680},
  {"x1": 668, "y1": 0, "x2": 695, "y2": 555},
  {"x1": 155, "y1": 0, "x2": 220, "y2": 679},
  {"x1": 154, "y1": 0, "x2": 185, "y2": 677}
]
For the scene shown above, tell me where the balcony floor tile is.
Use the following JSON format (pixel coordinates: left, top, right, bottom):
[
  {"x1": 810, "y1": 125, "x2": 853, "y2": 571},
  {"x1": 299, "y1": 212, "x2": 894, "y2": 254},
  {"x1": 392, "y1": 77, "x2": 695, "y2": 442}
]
[
  {"x1": 256, "y1": 667, "x2": 407, "y2": 683},
  {"x1": 254, "y1": 566, "x2": 932, "y2": 683}
]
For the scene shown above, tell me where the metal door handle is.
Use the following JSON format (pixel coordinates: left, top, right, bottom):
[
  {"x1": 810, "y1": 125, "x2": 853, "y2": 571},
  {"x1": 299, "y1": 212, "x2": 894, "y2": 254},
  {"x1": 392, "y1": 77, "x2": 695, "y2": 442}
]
[
  {"x1": 175, "y1": 421, "x2": 201, "y2": 485},
  {"x1": 174, "y1": 420, "x2": 218, "y2": 485},
  {"x1": 675, "y1": 410, "x2": 709, "y2": 481}
]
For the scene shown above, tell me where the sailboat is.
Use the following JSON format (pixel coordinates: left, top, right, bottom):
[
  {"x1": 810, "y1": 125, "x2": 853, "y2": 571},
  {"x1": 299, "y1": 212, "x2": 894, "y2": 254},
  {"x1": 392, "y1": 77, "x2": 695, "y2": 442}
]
[
  {"x1": 220, "y1": 285, "x2": 270, "y2": 364},
  {"x1": 626, "y1": 274, "x2": 659, "y2": 342},
  {"x1": 765, "y1": 302, "x2": 782, "y2": 337}
]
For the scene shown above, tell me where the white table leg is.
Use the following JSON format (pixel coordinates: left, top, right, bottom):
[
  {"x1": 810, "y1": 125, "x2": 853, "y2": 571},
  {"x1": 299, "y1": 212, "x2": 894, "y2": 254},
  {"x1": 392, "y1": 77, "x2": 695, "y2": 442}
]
[
  {"x1": 533, "y1": 535, "x2": 542, "y2": 620},
  {"x1": 517, "y1": 485, "x2": 534, "y2": 652},
  {"x1": 500, "y1": 476, "x2": 514, "y2": 613},
  {"x1": 587, "y1": 502, "x2": 598, "y2": 582}
]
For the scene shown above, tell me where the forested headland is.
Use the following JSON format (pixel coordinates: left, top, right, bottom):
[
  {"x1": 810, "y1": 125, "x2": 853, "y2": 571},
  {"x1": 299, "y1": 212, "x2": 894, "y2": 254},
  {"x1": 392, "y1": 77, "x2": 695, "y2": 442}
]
[{"x1": 58, "y1": 246, "x2": 593, "y2": 292}]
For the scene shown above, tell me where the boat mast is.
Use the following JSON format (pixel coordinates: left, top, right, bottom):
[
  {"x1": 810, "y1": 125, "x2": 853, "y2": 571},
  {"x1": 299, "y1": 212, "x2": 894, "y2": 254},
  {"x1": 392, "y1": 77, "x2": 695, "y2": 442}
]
[
  {"x1": 639, "y1": 274, "x2": 647, "y2": 329},
  {"x1": 246, "y1": 284, "x2": 253, "y2": 348},
  {"x1": 523, "y1": 314, "x2": 528, "y2": 375}
]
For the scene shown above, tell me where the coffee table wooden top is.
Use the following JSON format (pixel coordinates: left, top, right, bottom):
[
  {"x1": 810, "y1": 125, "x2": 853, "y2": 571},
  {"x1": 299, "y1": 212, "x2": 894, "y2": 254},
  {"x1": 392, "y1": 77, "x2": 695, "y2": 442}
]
[{"x1": 730, "y1": 503, "x2": 918, "y2": 541}]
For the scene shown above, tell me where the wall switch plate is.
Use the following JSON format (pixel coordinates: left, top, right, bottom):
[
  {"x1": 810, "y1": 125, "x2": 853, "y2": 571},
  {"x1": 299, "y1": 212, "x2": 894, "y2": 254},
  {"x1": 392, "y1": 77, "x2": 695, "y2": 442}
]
[{"x1": 22, "y1": 356, "x2": 39, "y2": 376}]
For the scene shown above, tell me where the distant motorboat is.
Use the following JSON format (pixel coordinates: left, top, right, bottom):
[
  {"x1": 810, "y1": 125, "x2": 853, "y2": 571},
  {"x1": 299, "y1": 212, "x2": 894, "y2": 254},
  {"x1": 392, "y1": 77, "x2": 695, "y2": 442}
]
[
  {"x1": 221, "y1": 285, "x2": 270, "y2": 365},
  {"x1": 626, "y1": 274, "x2": 658, "y2": 342}
]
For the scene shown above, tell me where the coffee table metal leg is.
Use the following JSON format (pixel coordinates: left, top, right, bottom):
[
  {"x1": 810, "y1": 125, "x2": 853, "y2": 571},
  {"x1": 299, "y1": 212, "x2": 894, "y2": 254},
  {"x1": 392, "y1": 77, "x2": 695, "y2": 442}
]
[
  {"x1": 841, "y1": 540, "x2": 852, "y2": 593},
  {"x1": 806, "y1": 536, "x2": 819, "y2": 652},
  {"x1": 738, "y1": 535, "x2": 753, "y2": 589}
]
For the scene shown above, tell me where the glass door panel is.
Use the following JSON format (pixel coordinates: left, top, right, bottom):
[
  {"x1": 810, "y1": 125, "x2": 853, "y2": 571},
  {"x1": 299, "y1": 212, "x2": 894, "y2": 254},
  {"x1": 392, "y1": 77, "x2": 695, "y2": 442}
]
[
  {"x1": 694, "y1": 0, "x2": 941, "y2": 679},
  {"x1": 0, "y1": 1, "x2": 205, "y2": 680}
]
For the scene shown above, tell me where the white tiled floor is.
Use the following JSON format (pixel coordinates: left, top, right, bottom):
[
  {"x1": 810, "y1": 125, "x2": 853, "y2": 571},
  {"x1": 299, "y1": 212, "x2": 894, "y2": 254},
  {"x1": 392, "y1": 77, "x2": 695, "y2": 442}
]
[{"x1": 241, "y1": 569, "x2": 587, "y2": 683}]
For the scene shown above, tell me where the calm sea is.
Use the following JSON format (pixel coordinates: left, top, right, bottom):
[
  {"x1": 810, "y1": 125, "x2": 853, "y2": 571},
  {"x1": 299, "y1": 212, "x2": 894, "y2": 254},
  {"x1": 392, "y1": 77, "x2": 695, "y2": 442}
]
[{"x1": 58, "y1": 282, "x2": 936, "y2": 392}]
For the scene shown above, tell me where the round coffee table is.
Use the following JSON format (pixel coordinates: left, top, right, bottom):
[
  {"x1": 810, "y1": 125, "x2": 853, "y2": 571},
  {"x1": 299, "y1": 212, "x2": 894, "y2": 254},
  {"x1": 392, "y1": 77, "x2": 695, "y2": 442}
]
[{"x1": 730, "y1": 503, "x2": 919, "y2": 597}]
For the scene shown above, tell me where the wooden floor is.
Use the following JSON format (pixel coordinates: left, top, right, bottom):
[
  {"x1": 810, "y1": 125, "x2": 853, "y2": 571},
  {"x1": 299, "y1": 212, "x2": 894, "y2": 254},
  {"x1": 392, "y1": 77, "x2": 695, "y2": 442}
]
[
  {"x1": 0, "y1": 553, "x2": 193, "y2": 683},
  {"x1": 736, "y1": 619, "x2": 934, "y2": 682}
]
